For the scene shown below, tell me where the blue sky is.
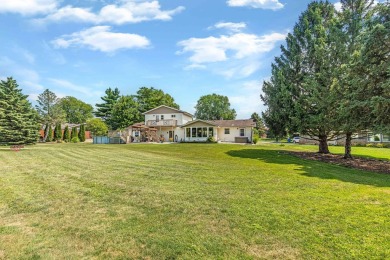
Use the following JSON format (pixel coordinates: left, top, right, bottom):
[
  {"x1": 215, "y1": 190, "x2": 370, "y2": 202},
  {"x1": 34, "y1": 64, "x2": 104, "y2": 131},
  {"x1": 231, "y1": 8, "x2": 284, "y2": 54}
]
[{"x1": 0, "y1": 0, "x2": 343, "y2": 118}]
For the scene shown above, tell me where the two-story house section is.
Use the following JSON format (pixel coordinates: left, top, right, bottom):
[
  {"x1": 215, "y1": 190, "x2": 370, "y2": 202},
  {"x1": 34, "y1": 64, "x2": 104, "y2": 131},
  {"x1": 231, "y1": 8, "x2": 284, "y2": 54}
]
[
  {"x1": 141, "y1": 105, "x2": 255, "y2": 143},
  {"x1": 143, "y1": 105, "x2": 193, "y2": 142}
]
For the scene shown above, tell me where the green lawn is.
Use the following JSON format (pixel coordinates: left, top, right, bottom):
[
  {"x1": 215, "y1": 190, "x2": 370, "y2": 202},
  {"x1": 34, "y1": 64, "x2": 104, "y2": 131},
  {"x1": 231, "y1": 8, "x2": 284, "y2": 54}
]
[
  {"x1": 0, "y1": 143, "x2": 389, "y2": 259},
  {"x1": 258, "y1": 142, "x2": 390, "y2": 161}
]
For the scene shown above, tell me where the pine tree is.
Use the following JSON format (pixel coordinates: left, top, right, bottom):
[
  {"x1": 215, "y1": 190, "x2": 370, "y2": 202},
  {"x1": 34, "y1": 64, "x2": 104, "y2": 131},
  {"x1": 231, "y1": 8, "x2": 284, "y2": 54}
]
[
  {"x1": 335, "y1": 0, "x2": 377, "y2": 158},
  {"x1": 63, "y1": 125, "x2": 70, "y2": 142},
  {"x1": 262, "y1": 1, "x2": 344, "y2": 153},
  {"x1": 0, "y1": 77, "x2": 39, "y2": 145},
  {"x1": 78, "y1": 124, "x2": 86, "y2": 142},
  {"x1": 94, "y1": 87, "x2": 120, "y2": 129}
]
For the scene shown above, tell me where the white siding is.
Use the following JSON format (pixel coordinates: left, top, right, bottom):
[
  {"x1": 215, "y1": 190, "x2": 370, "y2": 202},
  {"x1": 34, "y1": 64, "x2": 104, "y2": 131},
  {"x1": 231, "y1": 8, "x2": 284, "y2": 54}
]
[{"x1": 217, "y1": 127, "x2": 252, "y2": 142}]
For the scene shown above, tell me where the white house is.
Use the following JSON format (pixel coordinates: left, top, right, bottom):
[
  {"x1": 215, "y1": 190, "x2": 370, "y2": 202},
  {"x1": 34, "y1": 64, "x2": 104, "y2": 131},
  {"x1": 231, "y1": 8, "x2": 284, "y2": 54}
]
[{"x1": 131, "y1": 105, "x2": 255, "y2": 143}]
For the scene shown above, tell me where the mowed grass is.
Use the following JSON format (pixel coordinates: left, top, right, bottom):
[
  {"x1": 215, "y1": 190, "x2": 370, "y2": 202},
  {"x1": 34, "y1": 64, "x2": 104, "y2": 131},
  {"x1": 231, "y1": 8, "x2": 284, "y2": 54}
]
[
  {"x1": 0, "y1": 143, "x2": 389, "y2": 259},
  {"x1": 258, "y1": 142, "x2": 390, "y2": 161}
]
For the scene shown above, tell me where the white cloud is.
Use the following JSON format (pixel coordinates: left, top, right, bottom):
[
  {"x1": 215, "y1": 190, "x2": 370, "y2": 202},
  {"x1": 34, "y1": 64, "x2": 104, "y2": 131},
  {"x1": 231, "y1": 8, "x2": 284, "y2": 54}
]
[
  {"x1": 334, "y1": 2, "x2": 342, "y2": 12},
  {"x1": 177, "y1": 31, "x2": 286, "y2": 78},
  {"x1": 227, "y1": 80, "x2": 266, "y2": 118},
  {"x1": 48, "y1": 78, "x2": 103, "y2": 97},
  {"x1": 209, "y1": 22, "x2": 247, "y2": 33},
  {"x1": 34, "y1": 1, "x2": 184, "y2": 25},
  {"x1": 0, "y1": 0, "x2": 57, "y2": 16},
  {"x1": 51, "y1": 26, "x2": 150, "y2": 52},
  {"x1": 227, "y1": 0, "x2": 284, "y2": 10}
]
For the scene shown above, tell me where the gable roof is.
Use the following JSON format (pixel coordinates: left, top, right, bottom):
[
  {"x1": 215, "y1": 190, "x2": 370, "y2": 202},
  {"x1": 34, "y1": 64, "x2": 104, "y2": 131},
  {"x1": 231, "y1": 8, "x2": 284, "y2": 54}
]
[
  {"x1": 142, "y1": 105, "x2": 193, "y2": 117},
  {"x1": 180, "y1": 119, "x2": 218, "y2": 128},
  {"x1": 209, "y1": 119, "x2": 255, "y2": 128},
  {"x1": 181, "y1": 119, "x2": 256, "y2": 128}
]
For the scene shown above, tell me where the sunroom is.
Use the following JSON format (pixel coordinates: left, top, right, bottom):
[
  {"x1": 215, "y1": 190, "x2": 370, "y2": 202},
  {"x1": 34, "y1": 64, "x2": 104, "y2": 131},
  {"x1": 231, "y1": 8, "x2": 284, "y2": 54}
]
[{"x1": 181, "y1": 120, "x2": 218, "y2": 142}]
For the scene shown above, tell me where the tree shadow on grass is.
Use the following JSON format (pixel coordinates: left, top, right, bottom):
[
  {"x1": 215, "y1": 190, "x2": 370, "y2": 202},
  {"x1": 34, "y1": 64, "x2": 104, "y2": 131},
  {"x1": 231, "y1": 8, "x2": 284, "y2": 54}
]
[{"x1": 226, "y1": 149, "x2": 390, "y2": 188}]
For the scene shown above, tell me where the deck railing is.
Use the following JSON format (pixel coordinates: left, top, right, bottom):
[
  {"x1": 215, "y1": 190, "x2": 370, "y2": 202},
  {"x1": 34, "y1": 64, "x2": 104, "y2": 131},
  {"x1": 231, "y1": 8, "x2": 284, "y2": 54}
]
[{"x1": 146, "y1": 119, "x2": 177, "y2": 127}]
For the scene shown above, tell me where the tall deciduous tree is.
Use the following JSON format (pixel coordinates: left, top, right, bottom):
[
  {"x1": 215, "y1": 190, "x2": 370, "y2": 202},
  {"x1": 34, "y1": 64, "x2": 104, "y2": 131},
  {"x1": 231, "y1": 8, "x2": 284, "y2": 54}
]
[
  {"x1": 110, "y1": 95, "x2": 141, "y2": 129},
  {"x1": 262, "y1": 1, "x2": 343, "y2": 153},
  {"x1": 86, "y1": 118, "x2": 108, "y2": 136},
  {"x1": 136, "y1": 87, "x2": 179, "y2": 114},
  {"x1": 94, "y1": 87, "x2": 120, "y2": 129},
  {"x1": 36, "y1": 89, "x2": 65, "y2": 142},
  {"x1": 195, "y1": 94, "x2": 236, "y2": 120},
  {"x1": 58, "y1": 96, "x2": 93, "y2": 124},
  {"x1": 0, "y1": 77, "x2": 39, "y2": 145}
]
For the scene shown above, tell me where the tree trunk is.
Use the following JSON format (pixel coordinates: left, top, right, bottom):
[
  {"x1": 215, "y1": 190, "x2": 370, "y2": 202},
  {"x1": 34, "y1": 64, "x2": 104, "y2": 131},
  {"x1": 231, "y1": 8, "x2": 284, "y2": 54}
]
[
  {"x1": 318, "y1": 135, "x2": 330, "y2": 154},
  {"x1": 344, "y1": 132, "x2": 353, "y2": 159}
]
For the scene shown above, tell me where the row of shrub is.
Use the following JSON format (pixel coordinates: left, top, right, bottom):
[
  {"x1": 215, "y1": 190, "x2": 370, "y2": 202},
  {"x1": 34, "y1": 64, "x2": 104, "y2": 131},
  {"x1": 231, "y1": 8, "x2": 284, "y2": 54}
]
[{"x1": 43, "y1": 123, "x2": 86, "y2": 143}]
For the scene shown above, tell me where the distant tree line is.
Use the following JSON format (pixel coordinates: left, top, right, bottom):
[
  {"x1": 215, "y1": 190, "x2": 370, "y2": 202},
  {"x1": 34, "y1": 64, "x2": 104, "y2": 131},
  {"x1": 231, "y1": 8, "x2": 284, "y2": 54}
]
[{"x1": 261, "y1": 0, "x2": 389, "y2": 158}]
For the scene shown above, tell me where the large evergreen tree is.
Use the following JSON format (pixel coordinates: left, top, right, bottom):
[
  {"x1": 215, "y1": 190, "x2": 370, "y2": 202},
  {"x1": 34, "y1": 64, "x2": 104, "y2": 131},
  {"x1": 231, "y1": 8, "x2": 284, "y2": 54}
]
[
  {"x1": 194, "y1": 94, "x2": 236, "y2": 120},
  {"x1": 335, "y1": 0, "x2": 376, "y2": 158},
  {"x1": 94, "y1": 87, "x2": 120, "y2": 128},
  {"x1": 262, "y1": 1, "x2": 343, "y2": 153},
  {"x1": 0, "y1": 77, "x2": 39, "y2": 145}
]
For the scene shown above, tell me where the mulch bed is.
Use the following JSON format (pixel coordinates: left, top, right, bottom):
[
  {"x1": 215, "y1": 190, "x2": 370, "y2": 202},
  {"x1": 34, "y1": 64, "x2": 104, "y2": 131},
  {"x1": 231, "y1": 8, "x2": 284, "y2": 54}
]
[{"x1": 287, "y1": 151, "x2": 390, "y2": 174}]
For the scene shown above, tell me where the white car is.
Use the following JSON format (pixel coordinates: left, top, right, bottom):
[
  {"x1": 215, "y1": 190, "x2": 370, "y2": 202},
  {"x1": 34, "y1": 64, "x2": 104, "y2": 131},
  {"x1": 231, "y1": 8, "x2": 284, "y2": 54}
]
[{"x1": 292, "y1": 137, "x2": 300, "y2": 143}]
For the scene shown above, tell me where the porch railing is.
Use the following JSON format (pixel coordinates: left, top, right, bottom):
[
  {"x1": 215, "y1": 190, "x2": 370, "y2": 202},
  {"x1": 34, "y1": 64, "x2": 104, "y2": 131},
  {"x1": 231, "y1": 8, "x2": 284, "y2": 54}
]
[{"x1": 146, "y1": 119, "x2": 177, "y2": 127}]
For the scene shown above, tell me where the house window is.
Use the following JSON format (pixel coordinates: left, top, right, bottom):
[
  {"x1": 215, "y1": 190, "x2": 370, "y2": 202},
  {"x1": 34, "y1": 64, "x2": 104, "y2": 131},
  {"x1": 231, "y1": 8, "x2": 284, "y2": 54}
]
[
  {"x1": 224, "y1": 128, "x2": 230, "y2": 134},
  {"x1": 202, "y1": 127, "x2": 207, "y2": 137},
  {"x1": 156, "y1": 115, "x2": 160, "y2": 121},
  {"x1": 186, "y1": 128, "x2": 190, "y2": 138},
  {"x1": 192, "y1": 128, "x2": 196, "y2": 138},
  {"x1": 209, "y1": 127, "x2": 214, "y2": 137},
  {"x1": 161, "y1": 115, "x2": 164, "y2": 120},
  {"x1": 197, "y1": 128, "x2": 202, "y2": 137},
  {"x1": 368, "y1": 133, "x2": 381, "y2": 142},
  {"x1": 240, "y1": 129, "x2": 245, "y2": 136},
  {"x1": 172, "y1": 115, "x2": 176, "y2": 118}
]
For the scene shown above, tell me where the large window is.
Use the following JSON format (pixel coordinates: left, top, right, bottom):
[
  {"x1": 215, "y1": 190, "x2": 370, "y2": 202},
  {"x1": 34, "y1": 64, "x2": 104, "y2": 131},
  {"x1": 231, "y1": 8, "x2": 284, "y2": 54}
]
[
  {"x1": 224, "y1": 128, "x2": 230, "y2": 134},
  {"x1": 192, "y1": 128, "x2": 197, "y2": 138},
  {"x1": 186, "y1": 128, "x2": 190, "y2": 138},
  {"x1": 240, "y1": 129, "x2": 245, "y2": 136},
  {"x1": 202, "y1": 127, "x2": 207, "y2": 137},
  {"x1": 208, "y1": 127, "x2": 214, "y2": 137},
  {"x1": 197, "y1": 128, "x2": 202, "y2": 137},
  {"x1": 368, "y1": 133, "x2": 381, "y2": 142}
]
